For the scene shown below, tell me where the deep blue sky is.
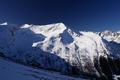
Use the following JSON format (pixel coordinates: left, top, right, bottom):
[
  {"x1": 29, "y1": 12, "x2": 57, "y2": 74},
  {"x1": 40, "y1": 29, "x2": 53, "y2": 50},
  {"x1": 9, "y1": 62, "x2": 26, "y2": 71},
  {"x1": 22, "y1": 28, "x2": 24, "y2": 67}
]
[{"x1": 0, "y1": 0, "x2": 120, "y2": 31}]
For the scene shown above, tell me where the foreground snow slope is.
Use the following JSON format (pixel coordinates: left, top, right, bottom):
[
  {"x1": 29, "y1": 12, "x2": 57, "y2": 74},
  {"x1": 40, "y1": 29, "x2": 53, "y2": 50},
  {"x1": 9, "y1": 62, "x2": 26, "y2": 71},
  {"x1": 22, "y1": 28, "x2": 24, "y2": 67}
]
[
  {"x1": 0, "y1": 22, "x2": 119, "y2": 77},
  {"x1": 0, "y1": 57, "x2": 86, "y2": 80}
]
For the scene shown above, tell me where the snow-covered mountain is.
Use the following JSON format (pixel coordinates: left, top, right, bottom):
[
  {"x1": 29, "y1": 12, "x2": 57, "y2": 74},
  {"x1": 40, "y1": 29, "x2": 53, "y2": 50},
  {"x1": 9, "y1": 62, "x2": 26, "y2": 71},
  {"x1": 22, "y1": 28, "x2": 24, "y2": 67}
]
[
  {"x1": 98, "y1": 30, "x2": 120, "y2": 43},
  {"x1": 0, "y1": 22, "x2": 120, "y2": 79},
  {"x1": 98, "y1": 30, "x2": 120, "y2": 58}
]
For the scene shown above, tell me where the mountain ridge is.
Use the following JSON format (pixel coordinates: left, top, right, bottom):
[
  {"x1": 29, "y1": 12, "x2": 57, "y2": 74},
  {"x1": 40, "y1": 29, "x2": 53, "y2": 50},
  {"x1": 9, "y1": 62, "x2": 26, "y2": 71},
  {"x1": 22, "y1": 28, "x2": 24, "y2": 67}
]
[{"x1": 0, "y1": 22, "x2": 120, "y2": 79}]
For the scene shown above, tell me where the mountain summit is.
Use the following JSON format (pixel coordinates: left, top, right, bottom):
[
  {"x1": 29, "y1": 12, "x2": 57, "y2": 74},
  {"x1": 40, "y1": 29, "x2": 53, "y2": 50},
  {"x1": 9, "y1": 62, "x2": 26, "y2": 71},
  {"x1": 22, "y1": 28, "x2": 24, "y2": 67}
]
[{"x1": 0, "y1": 23, "x2": 120, "y2": 79}]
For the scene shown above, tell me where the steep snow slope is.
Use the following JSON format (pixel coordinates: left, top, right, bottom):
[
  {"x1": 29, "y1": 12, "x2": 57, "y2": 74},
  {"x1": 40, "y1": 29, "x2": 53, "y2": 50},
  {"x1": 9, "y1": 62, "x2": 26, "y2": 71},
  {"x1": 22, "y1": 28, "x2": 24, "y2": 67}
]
[
  {"x1": 0, "y1": 57, "x2": 86, "y2": 80},
  {"x1": 30, "y1": 23, "x2": 109, "y2": 74},
  {"x1": 0, "y1": 22, "x2": 117, "y2": 77}
]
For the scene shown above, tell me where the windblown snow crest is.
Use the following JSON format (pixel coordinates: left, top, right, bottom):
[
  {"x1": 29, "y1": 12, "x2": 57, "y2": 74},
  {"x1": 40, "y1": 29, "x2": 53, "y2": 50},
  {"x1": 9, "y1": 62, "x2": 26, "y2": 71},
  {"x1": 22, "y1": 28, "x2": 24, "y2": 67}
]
[{"x1": 0, "y1": 22, "x2": 119, "y2": 77}]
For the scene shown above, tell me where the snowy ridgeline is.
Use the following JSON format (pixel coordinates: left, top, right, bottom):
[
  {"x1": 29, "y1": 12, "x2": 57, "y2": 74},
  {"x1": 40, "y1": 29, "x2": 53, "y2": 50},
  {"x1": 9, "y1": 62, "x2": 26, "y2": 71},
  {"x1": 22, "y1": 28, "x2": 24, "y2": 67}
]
[{"x1": 0, "y1": 22, "x2": 120, "y2": 77}]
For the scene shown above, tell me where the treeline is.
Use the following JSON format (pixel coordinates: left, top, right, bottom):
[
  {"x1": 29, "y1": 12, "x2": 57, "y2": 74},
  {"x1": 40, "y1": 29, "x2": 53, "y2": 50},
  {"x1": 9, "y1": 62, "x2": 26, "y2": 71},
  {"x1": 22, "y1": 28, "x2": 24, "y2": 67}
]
[{"x1": 95, "y1": 56, "x2": 120, "y2": 80}]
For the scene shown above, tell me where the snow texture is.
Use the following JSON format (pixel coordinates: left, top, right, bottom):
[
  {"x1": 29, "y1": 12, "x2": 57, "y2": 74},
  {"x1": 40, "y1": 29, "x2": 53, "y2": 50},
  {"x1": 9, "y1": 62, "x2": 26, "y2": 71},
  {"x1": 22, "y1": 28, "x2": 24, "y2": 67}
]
[{"x1": 0, "y1": 57, "x2": 86, "y2": 80}]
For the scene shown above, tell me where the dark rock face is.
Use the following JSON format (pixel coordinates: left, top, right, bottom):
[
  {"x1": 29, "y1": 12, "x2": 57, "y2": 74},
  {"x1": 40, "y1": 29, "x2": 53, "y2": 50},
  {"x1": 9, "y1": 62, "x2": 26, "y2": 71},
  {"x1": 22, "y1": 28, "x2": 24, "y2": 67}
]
[{"x1": 94, "y1": 56, "x2": 120, "y2": 80}]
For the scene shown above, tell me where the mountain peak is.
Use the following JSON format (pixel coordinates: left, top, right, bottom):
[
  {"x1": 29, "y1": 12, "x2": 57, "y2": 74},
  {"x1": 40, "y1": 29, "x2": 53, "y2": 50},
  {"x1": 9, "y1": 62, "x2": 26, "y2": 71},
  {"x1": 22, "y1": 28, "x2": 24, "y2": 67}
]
[
  {"x1": 29, "y1": 22, "x2": 67, "y2": 37},
  {"x1": 21, "y1": 24, "x2": 32, "y2": 28},
  {"x1": 0, "y1": 22, "x2": 8, "y2": 26}
]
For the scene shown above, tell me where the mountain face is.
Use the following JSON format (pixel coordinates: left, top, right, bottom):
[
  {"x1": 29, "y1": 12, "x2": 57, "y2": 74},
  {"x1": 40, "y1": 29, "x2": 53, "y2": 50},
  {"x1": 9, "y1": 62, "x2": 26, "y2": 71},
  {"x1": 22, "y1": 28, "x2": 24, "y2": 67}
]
[
  {"x1": 98, "y1": 31, "x2": 120, "y2": 58},
  {"x1": 0, "y1": 22, "x2": 120, "y2": 78}
]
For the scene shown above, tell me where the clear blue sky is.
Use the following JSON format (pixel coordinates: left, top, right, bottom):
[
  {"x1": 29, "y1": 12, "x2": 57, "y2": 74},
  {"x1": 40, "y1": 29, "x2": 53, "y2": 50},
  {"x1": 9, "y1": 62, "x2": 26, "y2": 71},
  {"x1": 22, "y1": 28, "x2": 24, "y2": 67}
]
[{"x1": 0, "y1": 0, "x2": 120, "y2": 31}]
